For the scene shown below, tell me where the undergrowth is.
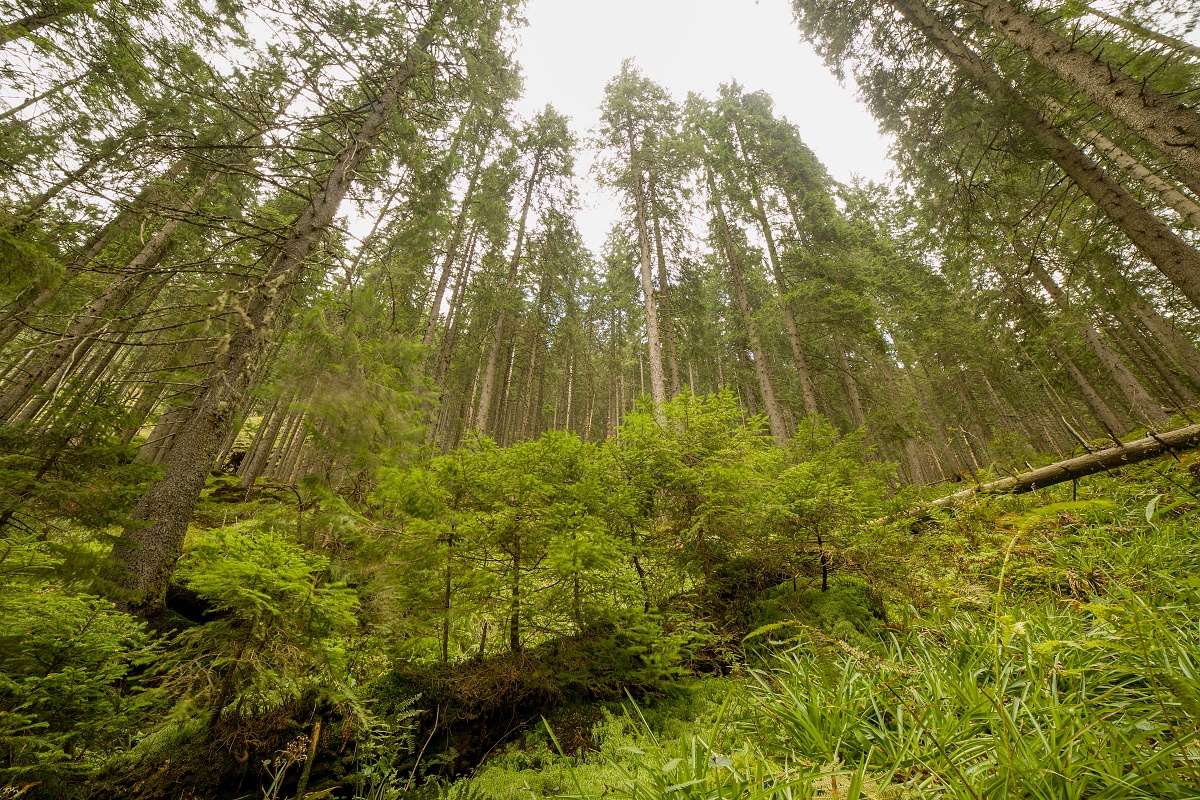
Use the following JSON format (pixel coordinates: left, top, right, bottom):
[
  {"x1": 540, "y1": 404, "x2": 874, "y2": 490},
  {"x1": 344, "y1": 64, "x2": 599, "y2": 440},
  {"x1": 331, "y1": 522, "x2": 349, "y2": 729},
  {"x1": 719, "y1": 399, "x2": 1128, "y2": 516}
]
[{"x1": 454, "y1": 457, "x2": 1200, "y2": 800}]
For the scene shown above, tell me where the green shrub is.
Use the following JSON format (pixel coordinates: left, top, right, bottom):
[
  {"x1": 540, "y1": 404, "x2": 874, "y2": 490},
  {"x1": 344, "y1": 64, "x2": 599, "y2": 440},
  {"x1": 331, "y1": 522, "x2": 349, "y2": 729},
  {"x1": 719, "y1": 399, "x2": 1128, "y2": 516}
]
[{"x1": 0, "y1": 585, "x2": 155, "y2": 792}]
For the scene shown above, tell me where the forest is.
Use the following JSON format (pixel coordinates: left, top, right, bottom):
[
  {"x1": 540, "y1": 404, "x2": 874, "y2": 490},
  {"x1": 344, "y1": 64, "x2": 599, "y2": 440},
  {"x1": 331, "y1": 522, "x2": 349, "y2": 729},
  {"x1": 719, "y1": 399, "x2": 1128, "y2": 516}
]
[{"x1": 1, "y1": 0, "x2": 1199, "y2": 797}]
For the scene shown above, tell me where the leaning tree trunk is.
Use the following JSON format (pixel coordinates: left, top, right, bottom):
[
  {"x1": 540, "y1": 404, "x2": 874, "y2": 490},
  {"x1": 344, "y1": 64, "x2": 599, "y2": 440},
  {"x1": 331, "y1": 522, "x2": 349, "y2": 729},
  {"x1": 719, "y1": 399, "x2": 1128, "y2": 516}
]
[
  {"x1": 892, "y1": 0, "x2": 1200, "y2": 308},
  {"x1": 0, "y1": 1, "x2": 94, "y2": 47},
  {"x1": 0, "y1": 177, "x2": 212, "y2": 421},
  {"x1": 423, "y1": 151, "x2": 484, "y2": 347},
  {"x1": 1083, "y1": 3, "x2": 1200, "y2": 61},
  {"x1": 0, "y1": 159, "x2": 191, "y2": 351},
  {"x1": 1012, "y1": 238, "x2": 1170, "y2": 426},
  {"x1": 1042, "y1": 97, "x2": 1200, "y2": 229},
  {"x1": 110, "y1": 57, "x2": 423, "y2": 615},
  {"x1": 732, "y1": 122, "x2": 822, "y2": 417},
  {"x1": 960, "y1": 0, "x2": 1200, "y2": 186}
]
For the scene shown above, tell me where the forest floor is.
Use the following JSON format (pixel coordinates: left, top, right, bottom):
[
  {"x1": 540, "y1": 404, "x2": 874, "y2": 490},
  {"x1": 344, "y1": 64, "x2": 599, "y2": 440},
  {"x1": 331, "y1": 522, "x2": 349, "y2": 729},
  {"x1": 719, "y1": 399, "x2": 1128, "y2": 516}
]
[{"x1": 442, "y1": 455, "x2": 1200, "y2": 800}]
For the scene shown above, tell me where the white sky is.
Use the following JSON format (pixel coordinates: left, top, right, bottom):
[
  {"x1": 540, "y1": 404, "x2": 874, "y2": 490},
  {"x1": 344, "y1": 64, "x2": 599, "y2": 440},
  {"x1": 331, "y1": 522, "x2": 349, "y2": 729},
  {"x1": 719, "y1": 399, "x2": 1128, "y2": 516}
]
[{"x1": 511, "y1": 0, "x2": 895, "y2": 252}]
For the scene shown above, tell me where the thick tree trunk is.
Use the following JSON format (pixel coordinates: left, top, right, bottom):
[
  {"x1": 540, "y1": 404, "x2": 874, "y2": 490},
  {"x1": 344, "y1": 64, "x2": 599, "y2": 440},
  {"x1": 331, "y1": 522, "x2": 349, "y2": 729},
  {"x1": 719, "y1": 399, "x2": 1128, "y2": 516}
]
[
  {"x1": 960, "y1": 0, "x2": 1200, "y2": 185},
  {"x1": 1044, "y1": 97, "x2": 1200, "y2": 229},
  {"x1": 110, "y1": 57, "x2": 420, "y2": 615},
  {"x1": 893, "y1": 0, "x2": 1200, "y2": 307}
]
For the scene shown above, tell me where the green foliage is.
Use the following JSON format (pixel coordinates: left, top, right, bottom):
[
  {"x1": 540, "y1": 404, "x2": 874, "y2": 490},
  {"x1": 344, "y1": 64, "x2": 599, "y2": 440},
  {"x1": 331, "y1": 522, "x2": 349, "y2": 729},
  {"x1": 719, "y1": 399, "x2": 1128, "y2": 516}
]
[
  {"x1": 0, "y1": 416, "x2": 160, "y2": 539},
  {"x1": 170, "y1": 524, "x2": 359, "y2": 721},
  {"x1": 0, "y1": 584, "x2": 155, "y2": 790}
]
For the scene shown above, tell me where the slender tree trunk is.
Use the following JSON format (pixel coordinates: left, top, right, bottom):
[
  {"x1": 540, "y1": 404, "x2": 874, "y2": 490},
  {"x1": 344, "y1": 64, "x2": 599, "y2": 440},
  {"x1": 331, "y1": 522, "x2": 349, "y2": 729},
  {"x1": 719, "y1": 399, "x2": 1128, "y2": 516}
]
[
  {"x1": 649, "y1": 187, "x2": 681, "y2": 398},
  {"x1": 632, "y1": 158, "x2": 667, "y2": 419},
  {"x1": 509, "y1": 539, "x2": 521, "y2": 654},
  {"x1": 1132, "y1": 300, "x2": 1200, "y2": 387},
  {"x1": 0, "y1": 184, "x2": 204, "y2": 420},
  {"x1": 423, "y1": 152, "x2": 484, "y2": 347},
  {"x1": 0, "y1": 158, "x2": 192, "y2": 352},
  {"x1": 474, "y1": 151, "x2": 542, "y2": 433},
  {"x1": 837, "y1": 340, "x2": 866, "y2": 427},
  {"x1": 1083, "y1": 3, "x2": 1200, "y2": 60},
  {"x1": 892, "y1": 0, "x2": 1200, "y2": 307},
  {"x1": 1014, "y1": 239, "x2": 1169, "y2": 425},
  {"x1": 707, "y1": 166, "x2": 788, "y2": 444},
  {"x1": 959, "y1": 0, "x2": 1200, "y2": 185},
  {"x1": 1119, "y1": 313, "x2": 1196, "y2": 405},
  {"x1": 733, "y1": 125, "x2": 822, "y2": 416}
]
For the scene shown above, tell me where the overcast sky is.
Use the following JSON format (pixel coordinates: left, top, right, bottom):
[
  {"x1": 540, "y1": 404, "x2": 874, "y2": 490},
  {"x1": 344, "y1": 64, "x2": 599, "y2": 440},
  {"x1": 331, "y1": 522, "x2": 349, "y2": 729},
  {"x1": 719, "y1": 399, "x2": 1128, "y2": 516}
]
[{"x1": 510, "y1": 0, "x2": 895, "y2": 252}]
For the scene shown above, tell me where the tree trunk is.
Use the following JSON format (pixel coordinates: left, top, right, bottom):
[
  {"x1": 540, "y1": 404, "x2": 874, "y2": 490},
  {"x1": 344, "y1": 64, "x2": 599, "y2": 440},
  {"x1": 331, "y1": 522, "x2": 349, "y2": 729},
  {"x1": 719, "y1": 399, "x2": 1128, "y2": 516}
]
[
  {"x1": 509, "y1": 539, "x2": 522, "y2": 653},
  {"x1": 0, "y1": 159, "x2": 192, "y2": 352},
  {"x1": 960, "y1": 0, "x2": 1200, "y2": 185},
  {"x1": 1043, "y1": 97, "x2": 1200, "y2": 229},
  {"x1": 734, "y1": 125, "x2": 822, "y2": 417},
  {"x1": 0, "y1": 182, "x2": 206, "y2": 420},
  {"x1": 1083, "y1": 3, "x2": 1200, "y2": 61},
  {"x1": 1014, "y1": 239, "x2": 1169, "y2": 426},
  {"x1": 837, "y1": 340, "x2": 866, "y2": 427},
  {"x1": 892, "y1": 0, "x2": 1200, "y2": 307},
  {"x1": 650, "y1": 188, "x2": 681, "y2": 398},
  {"x1": 0, "y1": 2, "x2": 92, "y2": 46},
  {"x1": 474, "y1": 151, "x2": 542, "y2": 433},
  {"x1": 110, "y1": 54, "x2": 423, "y2": 615},
  {"x1": 933, "y1": 422, "x2": 1200, "y2": 505},
  {"x1": 423, "y1": 150, "x2": 485, "y2": 347},
  {"x1": 632, "y1": 158, "x2": 667, "y2": 419},
  {"x1": 707, "y1": 165, "x2": 788, "y2": 444}
]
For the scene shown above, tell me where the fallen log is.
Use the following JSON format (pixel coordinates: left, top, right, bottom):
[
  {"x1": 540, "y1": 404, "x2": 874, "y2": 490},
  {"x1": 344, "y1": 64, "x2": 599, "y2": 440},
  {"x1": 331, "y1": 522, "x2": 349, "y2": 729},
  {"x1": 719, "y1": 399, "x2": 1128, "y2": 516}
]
[{"x1": 929, "y1": 422, "x2": 1200, "y2": 508}]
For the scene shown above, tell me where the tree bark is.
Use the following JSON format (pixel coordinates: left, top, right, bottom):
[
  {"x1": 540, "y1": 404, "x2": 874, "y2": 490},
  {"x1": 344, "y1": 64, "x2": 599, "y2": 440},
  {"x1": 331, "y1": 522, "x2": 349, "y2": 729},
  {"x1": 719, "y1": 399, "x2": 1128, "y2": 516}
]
[
  {"x1": 423, "y1": 149, "x2": 485, "y2": 347},
  {"x1": 933, "y1": 422, "x2": 1200, "y2": 505},
  {"x1": 474, "y1": 150, "x2": 541, "y2": 433},
  {"x1": 1043, "y1": 97, "x2": 1200, "y2": 229},
  {"x1": 0, "y1": 2, "x2": 92, "y2": 46},
  {"x1": 110, "y1": 54, "x2": 423, "y2": 615},
  {"x1": 1082, "y1": 3, "x2": 1200, "y2": 61},
  {"x1": 632, "y1": 157, "x2": 667, "y2": 418},
  {"x1": 892, "y1": 0, "x2": 1200, "y2": 307},
  {"x1": 650, "y1": 186, "x2": 681, "y2": 398},
  {"x1": 707, "y1": 165, "x2": 788, "y2": 444},
  {"x1": 1013, "y1": 238, "x2": 1169, "y2": 426},
  {"x1": 960, "y1": 0, "x2": 1200, "y2": 185}
]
